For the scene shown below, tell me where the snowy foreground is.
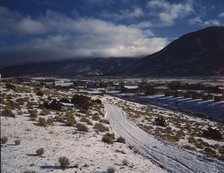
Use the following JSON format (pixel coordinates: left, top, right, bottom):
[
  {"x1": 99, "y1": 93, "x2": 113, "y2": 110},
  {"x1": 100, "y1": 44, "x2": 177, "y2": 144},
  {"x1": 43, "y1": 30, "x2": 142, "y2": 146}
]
[
  {"x1": 1, "y1": 114, "x2": 166, "y2": 173},
  {"x1": 1, "y1": 84, "x2": 165, "y2": 173},
  {"x1": 104, "y1": 103, "x2": 224, "y2": 173},
  {"x1": 1, "y1": 82, "x2": 224, "y2": 173}
]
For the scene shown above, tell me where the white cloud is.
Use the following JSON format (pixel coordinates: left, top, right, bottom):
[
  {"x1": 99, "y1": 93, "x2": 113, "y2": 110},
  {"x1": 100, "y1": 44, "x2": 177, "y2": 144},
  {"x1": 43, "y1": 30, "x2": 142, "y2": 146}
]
[
  {"x1": 189, "y1": 16, "x2": 221, "y2": 26},
  {"x1": 203, "y1": 20, "x2": 220, "y2": 26},
  {"x1": 23, "y1": 18, "x2": 167, "y2": 57},
  {"x1": 147, "y1": 0, "x2": 193, "y2": 26},
  {"x1": 16, "y1": 17, "x2": 46, "y2": 34},
  {"x1": 218, "y1": 11, "x2": 224, "y2": 18},
  {"x1": 129, "y1": 21, "x2": 152, "y2": 29},
  {"x1": 101, "y1": 7, "x2": 144, "y2": 21},
  {"x1": 189, "y1": 16, "x2": 203, "y2": 24},
  {"x1": 1, "y1": 5, "x2": 168, "y2": 59}
]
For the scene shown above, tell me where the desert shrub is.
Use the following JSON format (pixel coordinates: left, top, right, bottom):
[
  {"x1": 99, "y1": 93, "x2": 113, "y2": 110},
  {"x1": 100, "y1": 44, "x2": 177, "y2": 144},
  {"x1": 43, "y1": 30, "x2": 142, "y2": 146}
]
[
  {"x1": 40, "y1": 108, "x2": 50, "y2": 116},
  {"x1": 58, "y1": 156, "x2": 70, "y2": 169},
  {"x1": 183, "y1": 145, "x2": 196, "y2": 151},
  {"x1": 65, "y1": 114, "x2": 76, "y2": 126},
  {"x1": 195, "y1": 142, "x2": 204, "y2": 149},
  {"x1": 23, "y1": 170, "x2": 36, "y2": 173},
  {"x1": 47, "y1": 117, "x2": 54, "y2": 125},
  {"x1": 92, "y1": 114, "x2": 101, "y2": 121},
  {"x1": 27, "y1": 102, "x2": 33, "y2": 109},
  {"x1": 204, "y1": 147, "x2": 216, "y2": 157},
  {"x1": 43, "y1": 99, "x2": 62, "y2": 111},
  {"x1": 93, "y1": 99, "x2": 102, "y2": 104},
  {"x1": 76, "y1": 123, "x2": 88, "y2": 132},
  {"x1": 107, "y1": 166, "x2": 116, "y2": 173},
  {"x1": 18, "y1": 110, "x2": 23, "y2": 115},
  {"x1": 202, "y1": 127, "x2": 223, "y2": 140},
  {"x1": 94, "y1": 123, "x2": 109, "y2": 132},
  {"x1": 2, "y1": 107, "x2": 15, "y2": 118},
  {"x1": 60, "y1": 98, "x2": 70, "y2": 103},
  {"x1": 1, "y1": 136, "x2": 8, "y2": 144},
  {"x1": 116, "y1": 136, "x2": 126, "y2": 144},
  {"x1": 219, "y1": 146, "x2": 224, "y2": 154},
  {"x1": 29, "y1": 110, "x2": 37, "y2": 118},
  {"x1": 5, "y1": 83, "x2": 16, "y2": 90},
  {"x1": 100, "y1": 119, "x2": 110, "y2": 124},
  {"x1": 54, "y1": 115, "x2": 65, "y2": 123},
  {"x1": 188, "y1": 137, "x2": 197, "y2": 144},
  {"x1": 164, "y1": 134, "x2": 180, "y2": 143},
  {"x1": 71, "y1": 95, "x2": 92, "y2": 110},
  {"x1": 38, "y1": 118, "x2": 47, "y2": 127},
  {"x1": 36, "y1": 90, "x2": 44, "y2": 96},
  {"x1": 14, "y1": 139, "x2": 21, "y2": 145},
  {"x1": 102, "y1": 133, "x2": 115, "y2": 144},
  {"x1": 154, "y1": 117, "x2": 166, "y2": 127},
  {"x1": 36, "y1": 148, "x2": 44, "y2": 156},
  {"x1": 80, "y1": 117, "x2": 92, "y2": 125},
  {"x1": 122, "y1": 159, "x2": 129, "y2": 166},
  {"x1": 16, "y1": 98, "x2": 25, "y2": 105}
]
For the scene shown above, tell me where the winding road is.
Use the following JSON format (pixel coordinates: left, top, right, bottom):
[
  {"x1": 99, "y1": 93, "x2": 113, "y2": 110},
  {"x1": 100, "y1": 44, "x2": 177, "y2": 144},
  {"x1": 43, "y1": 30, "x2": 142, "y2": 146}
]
[{"x1": 104, "y1": 103, "x2": 224, "y2": 173}]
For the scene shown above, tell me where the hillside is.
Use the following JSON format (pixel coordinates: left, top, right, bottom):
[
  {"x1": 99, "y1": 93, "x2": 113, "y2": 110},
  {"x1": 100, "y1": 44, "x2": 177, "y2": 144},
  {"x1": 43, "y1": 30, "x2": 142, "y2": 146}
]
[
  {"x1": 1, "y1": 26, "x2": 224, "y2": 77},
  {"x1": 131, "y1": 26, "x2": 224, "y2": 76}
]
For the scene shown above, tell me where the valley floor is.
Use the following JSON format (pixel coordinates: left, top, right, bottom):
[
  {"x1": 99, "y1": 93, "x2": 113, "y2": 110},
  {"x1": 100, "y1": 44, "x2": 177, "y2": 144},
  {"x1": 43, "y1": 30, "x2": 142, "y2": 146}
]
[{"x1": 1, "y1": 83, "x2": 224, "y2": 173}]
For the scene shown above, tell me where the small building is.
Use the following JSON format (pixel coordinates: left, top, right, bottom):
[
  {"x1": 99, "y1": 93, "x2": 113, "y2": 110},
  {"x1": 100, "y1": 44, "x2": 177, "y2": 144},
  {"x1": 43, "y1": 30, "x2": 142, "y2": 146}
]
[
  {"x1": 74, "y1": 81, "x2": 87, "y2": 89},
  {"x1": 191, "y1": 92, "x2": 203, "y2": 99},
  {"x1": 202, "y1": 94, "x2": 213, "y2": 100},
  {"x1": 214, "y1": 95, "x2": 224, "y2": 102},
  {"x1": 122, "y1": 85, "x2": 139, "y2": 93},
  {"x1": 54, "y1": 80, "x2": 73, "y2": 87}
]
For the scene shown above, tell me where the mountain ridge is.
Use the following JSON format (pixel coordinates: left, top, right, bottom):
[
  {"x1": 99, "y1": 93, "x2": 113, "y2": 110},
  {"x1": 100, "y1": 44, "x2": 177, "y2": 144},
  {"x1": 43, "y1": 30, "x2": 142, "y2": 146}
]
[{"x1": 1, "y1": 26, "x2": 224, "y2": 77}]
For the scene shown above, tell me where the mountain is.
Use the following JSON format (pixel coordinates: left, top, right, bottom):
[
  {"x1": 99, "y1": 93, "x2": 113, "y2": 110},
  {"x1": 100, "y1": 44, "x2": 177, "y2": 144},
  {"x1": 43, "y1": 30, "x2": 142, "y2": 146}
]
[
  {"x1": 130, "y1": 26, "x2": 224, "y2": 76},
  {"x1": 1, "y1": 26, "x2": 224, "y2": 77},
  {"x1": 0, "y1": 58, "x2": 137, "y2": 77}
]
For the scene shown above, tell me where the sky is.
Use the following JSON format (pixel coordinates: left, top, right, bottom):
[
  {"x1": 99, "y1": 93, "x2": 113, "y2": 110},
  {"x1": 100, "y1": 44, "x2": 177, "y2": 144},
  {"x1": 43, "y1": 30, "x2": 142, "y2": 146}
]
[{"x1": 0, "y1": 0, "x2": 224, "y2": 66}]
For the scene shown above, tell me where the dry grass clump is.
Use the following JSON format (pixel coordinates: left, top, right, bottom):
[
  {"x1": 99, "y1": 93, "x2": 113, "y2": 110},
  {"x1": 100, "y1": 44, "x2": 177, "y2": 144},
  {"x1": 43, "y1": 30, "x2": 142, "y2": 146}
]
[
  {"x1": 65, "y1": 114, "x2": 76, "y2": 126},
  {"x1": 183, "y1": 145, "x2": 196, "y2": 151},
  {"x1": 94, "y1": 123, "x2": 109, "y2": 132},
  {"x1": 122, "y1": 158, "x2": 129, "y2": 166},
  {"x1": 203, "y1": 147, "x2": 216, "y2": 157},
  {"x1": 36, "y1": 148, "x2": 44, "y2": 156},
  {"x1": 29, "y1": 109, "x2": 37, "y2": 118},
  {"x1": 58, "y1": 156, "x2": 70, "y2": 169},
  {"x1": 116, "y1": 136, "x2": 126, "y2": 144},
  {"x1": 100, "y1": 119, "x2": 110, "y2": 124},
  {"x1": 80, "y1": 117, "x2": 93, "y2": 125},
  {"x1": 54, "y1": 115, "x2": 65, "y2": 123},
  {"x1": 47, "y1": 117, "x2": 54, "y2": 125},
  {"x1": 40, "y1": 108, "x2": 50, "y2": 116},
  {"x1": 23, "y1": 170, "x2": 36, "y2": 173},
  {"x1": 102, "y1": 133, "x2": 115, "y2": 144},
  {"x1": 76, "y1": 123, "x2": 89, "y2": 132},
  {"x1": 14, "y1": 139, "x2": 21, "y2": 145},
  {"x1": 1, "y1": 136, "x2": 8, "y2": 145},
  {"x1": 2, "y1": 107, "x2": 15, "y2": 118},
  {"x1": 38, "y1": 118, "x2": 47, "y2": 127},
  {"x1": 92, "y1": 114, "x2": 101, "y2": 121},
  {"x1": 107, "y1": 166, "x2": 116, "y2": 173},
  {"x1": 219, "y1": 146, "x2": 224, "y2": 154}
]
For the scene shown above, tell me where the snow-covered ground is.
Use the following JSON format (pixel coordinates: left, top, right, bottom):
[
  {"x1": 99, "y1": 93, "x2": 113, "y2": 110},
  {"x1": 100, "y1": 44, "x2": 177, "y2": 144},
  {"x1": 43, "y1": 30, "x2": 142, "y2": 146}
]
[
  {"x1": 1, "y1": 83, "x2": 166, "y2": 173},
  {"x1": 1, "y1": 114, "x2": 166, "y2": 173},
  {"x1": 104, "y1": 103, "x2": 224, "y2": 173},
  {"x1": 137, "y1": 95, "x2": 224, "y2": 121}
]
